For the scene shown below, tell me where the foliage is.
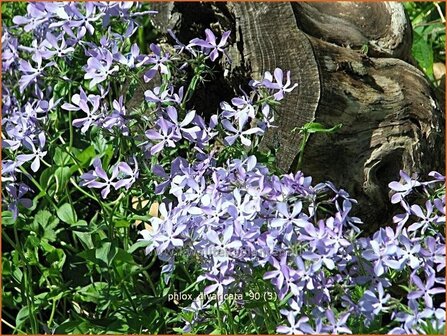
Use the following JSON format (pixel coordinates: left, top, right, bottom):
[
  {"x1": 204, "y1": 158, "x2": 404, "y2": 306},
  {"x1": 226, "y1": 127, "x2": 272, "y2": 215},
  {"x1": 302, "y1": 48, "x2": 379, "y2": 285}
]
[{"x1": 404, "y1": 2, "x2": 446, "y2": 82}]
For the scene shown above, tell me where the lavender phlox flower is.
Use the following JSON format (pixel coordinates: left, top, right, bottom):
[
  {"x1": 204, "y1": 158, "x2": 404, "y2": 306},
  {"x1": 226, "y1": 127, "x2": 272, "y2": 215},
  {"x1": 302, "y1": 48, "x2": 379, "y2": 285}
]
[
  {"x1": 5, "y1": 183, "x2": 33, "y2": 219},
  {"x1": 294, "y1": 256, "x2": 316, "y2": 290},
  {"x1": 40, "y1": 32, "x2": 75, "y2": 58},
  {"x1": 144, "y1": 118, "x2": 181, "y2": 155},
  {"x1": 2, "y1": 160, "x2": 24, "y2": 179},
  {"x1": 206, "y1": 225, "x2": 242, "y2": 262},
  {"x1": 408, "y1": 200, "x2": 437, "y2": 234},
  {"x1": 433, "y1": 198, "x2": 445, "y2": 225},
  {"x1": 420, "y1": 236, "x2": 445, "y2": 272},
  {"x1": 2, "y1": 36, "x2": 19, "y2": 71},
  {"x1": 263, "y1": 253, "x2": 288, "y2": 295},
  {"x1": 114, "y1": 157, "x2": 139, "y2": 190},
  {"x1": 102, "y1": 96, "x2": 129, "y2": 135},
  {"x1": 65, "y1": 2, "x2": 102, "y2": 35},
  {"x1": 16, "y1": 133, "x2": 47, "y2": 172},
  {"x1": 84, "y1": 49, "x2": 119, "y2": 88},
  {"x1": 13, "y1": 5, "x2": 50, "y2": 32},
  {"x1": 393, "y1": 199, "x2": 411, "y2": 232},
  {"x1": 396, "y1": 235, "x2": 421, "y2": 269},
  {"x1": 165, "y1": 106, "x2": 201, "y2": 140},
  {"x1": 115, "y1": 43, "x2": 148, "y2": 68},
  {"x1": 362, "y1": 239, "x2": 399, "y2": 276},
  {"x1": 167, "y1": 28, "x2": 193, "y2": 55},
  {"x1": 261, "y1": 68, "x2": 298, "y2": 101},
  {"x1": 188, "y1": 29, "x2": 231, "y2": 62},
  {"x1": 222, "y1": 117, "x2": 263, "y2": 146},
  {"x1": 193, "y1": 114, "x2": 219, "y2": 146},
  {"x1": 360, "y1": 283, "x2": 391, "y2": 315},
  {"x1": 64, "y1": 26, "x2": 87, "y2": 47},
  {"x1": 61, "y1": 88, "x2": 102, "y2": 133},
  {"x1": 144, "y1": 86, "x2": 171, "y2": 106},
  {"x1": 299, "y1": 220, "x2": 331, "y2": 251},
  {"x1": 408, "y1": 269, "x2": 445, "y2": 308},
  {"x1": 156, "y1": 219, "x2": 186, "y2": 254},
  {"x1": 203, "y1": 272, "x2": 235, "y2": 300},
  {"x1": 276, "y1": 312, "x2": 312, "y2": 335},
  {"x1": 220, "y1": 100, "x2": 255, "y2": 126},
  {"x1": 302, "y1": 249, "x2": 336, "y2": 272},
  {"x1": 18, "y1": 55, "x2": 55, "y2": 92},
  {"x1": 427, "y1": 171, "x2": 445, "y2": 182},
  {"x1": 18, "y1": 40, "x2": 47, "y2": 62},
  {"x1": 388, "y1": 170, "x2": 421, "y2": 204},
  {"x1": 80, "y1": 157, "x2": 119, "y2": 199},
  {"x1": 325, "y1": 310, "x2": 352, "y2": 334},
  {"x1": 143, "y1": 43, "x2": 170, "y2": 82},
  {"x1": 259, "y1": 103, "x2": 275, "y2": 130},
  {"x1": 394, "y1": 299, "x2": 433, "y2": 332}
]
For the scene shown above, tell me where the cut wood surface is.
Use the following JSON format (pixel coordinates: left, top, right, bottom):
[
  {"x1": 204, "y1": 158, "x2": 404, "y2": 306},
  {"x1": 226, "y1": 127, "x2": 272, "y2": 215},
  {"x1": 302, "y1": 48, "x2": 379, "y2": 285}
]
[{"x1": 150, "y1": 2, "x2": 445, "y2": 228}]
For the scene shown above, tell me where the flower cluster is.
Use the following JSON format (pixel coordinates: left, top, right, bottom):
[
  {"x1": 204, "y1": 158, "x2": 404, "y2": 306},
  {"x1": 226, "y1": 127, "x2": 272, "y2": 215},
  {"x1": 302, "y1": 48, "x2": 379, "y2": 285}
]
[{"x1": 2, "y1": 2, "x2": 444, "y2": 335}]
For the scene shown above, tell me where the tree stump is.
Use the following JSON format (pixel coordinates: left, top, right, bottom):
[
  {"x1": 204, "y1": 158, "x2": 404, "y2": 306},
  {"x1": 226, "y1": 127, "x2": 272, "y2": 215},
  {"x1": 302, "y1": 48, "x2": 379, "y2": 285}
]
[{"x1": 150, "y1": 2, "x2": 445, "y2": 229}]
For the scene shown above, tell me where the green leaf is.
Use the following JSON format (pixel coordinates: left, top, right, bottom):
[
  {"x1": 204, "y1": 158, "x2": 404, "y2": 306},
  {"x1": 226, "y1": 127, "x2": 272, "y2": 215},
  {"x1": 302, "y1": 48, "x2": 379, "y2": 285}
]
[
  {"x1": 303, "y1": 122, "x2": 343, "y2": 134},
  {"x1": 2, "y1": 210, "x2": 16, "y2": 226},
  {"x1": 76, "y1": 145, "x2": 96, "y2": 167},
  {"x1": 57, "y1": 203, "x2": 78, "y2": 225},
  {"x1": 128, "y1": 240, "x2": 150, "y2": 253},
  {"x1": 412, "y1": 31, "x2": 434, "y2": 79},
  {"x1": 55, "y1": 166, "x2": 74, "y2": 194},
  {"x1": 15, "y1": 306, "x2": 29, "y2": 328},
  {"x1": 53, "y1": 147, "x2": 72, "y2": 166},
  {"x1": 74, "y1": 231, "x2": 95, "y2": 249},
  {"x1": 47, "y1": 248, "x2": 66, "y2": 269},
  {"x1": 95, "y1": 241, "x2": 118, "y2": 266},
  {"x1": 115, "y1": 219, "x2": 131, "y2": 228}
]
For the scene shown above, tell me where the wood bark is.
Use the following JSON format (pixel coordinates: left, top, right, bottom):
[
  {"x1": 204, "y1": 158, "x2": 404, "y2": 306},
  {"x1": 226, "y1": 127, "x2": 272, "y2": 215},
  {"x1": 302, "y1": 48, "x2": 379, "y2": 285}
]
[{"x1": 149, "y1": 2, "x2": 445, "y2": 229}]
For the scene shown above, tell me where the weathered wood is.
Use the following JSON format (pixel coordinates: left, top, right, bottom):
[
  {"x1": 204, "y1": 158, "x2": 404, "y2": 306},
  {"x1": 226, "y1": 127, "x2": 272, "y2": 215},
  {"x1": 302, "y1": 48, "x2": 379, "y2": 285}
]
[
  {"x1": 229, "y1": 2, "x2": 320, "y2": 171},
  {"x1": 300, "y1": 37, "x2": 444, "y2": 227},
  {"x1": 291, "y1": 2, "x2": 413, "y2": 60},
  {"x1": 146, "y1": 2, "x2": 444, "y2": 228}
]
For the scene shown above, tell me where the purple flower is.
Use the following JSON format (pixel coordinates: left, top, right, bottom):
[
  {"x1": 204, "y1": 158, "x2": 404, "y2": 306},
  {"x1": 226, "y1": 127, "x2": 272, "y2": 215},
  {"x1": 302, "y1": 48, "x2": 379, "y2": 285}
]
[
  {"x1": 144, "y1": 118, "x2": 181, "y2": 155},
  {"x1": 61, "y1": 88, "x2": 102, "y2": 133},
  {"x1": 84, "y1": 49, "x2": 119, "y2": 88},
  {"x1": 80, "y1": 158, "x2": 119, "y2": 199},
  {"x1": 165, "y1": 106, "x2": 200, "y2": 140},
  {"x1": 5, "y1": 183, "x2": 33, "y2": 219},
  {"x1": 277, "y1": 312, "x2": 312, "y2": 335},
  {"x1": 203, "y1": 272, "x2": 235, "y2": 300},
  {"x1": 114, "y1": 157, "x2": 139, "y2": 190},
  {"x1": 362, "y1": 239, "x2": 399, "y2": 276},
  {"x1": 16, "y1": 133, "x2": 47, "y2": 172},
  {"x1": 397, "y1": 235, "x2": 421, "y2": 269},
  {"x1": 261, "y1": 68, "x2": 298, "y2": 101},
  {"x1": 189, "y1": 29, "x2": 231, "y2": 62},
  {"x1": 270, "y1": 201, "x2": 306, "y2": 229},
  {"x1": 420, "y1": 236, "x2": 445, "y2": 271},
  {"x1": 388, "y1": 170, "x2": 421, "y2": 204},
  {"x1": 66, "y1": 3, "x2": 101, "y2": 35},
  {"x1": 40, "y1": 32, "x2": 75, "y2": 58},
  {"x1": 394, "y1": 299, "x2": 433, "y2": 332},
  {"x1": 360, "y1": 283, "x2": 391, "y2": 315},
  {"x1": 408, "y1": 270, "x2": 445, "y2": 308},
  {"x1": 222, "y1": 118, "x2": 263, "y2": 146},
  {"x1": 102, "y1": 96, "x2": 129, "y2": 135},
  {"x1": 325, "y1": 310, "x2": 352, "y2": 334},
  {"x1": 115, "y1": 43, "x2": 147, "y2": 68},
  {"x1": 408, "y1": 201, "x2": 437, "y2": 234},
  {"x1": 18, "y1": 55, "x2": 54, "y2": 92},
  {"x1": 143, "y1": 44, "x2": 170, "y2": 82}
]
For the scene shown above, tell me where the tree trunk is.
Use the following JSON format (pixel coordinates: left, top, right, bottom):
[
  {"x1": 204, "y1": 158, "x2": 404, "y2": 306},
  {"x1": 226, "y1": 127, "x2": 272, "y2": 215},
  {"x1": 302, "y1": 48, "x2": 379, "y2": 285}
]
[{"x1": 150, "y1": 2, "x2": 445, "y2": 229}]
